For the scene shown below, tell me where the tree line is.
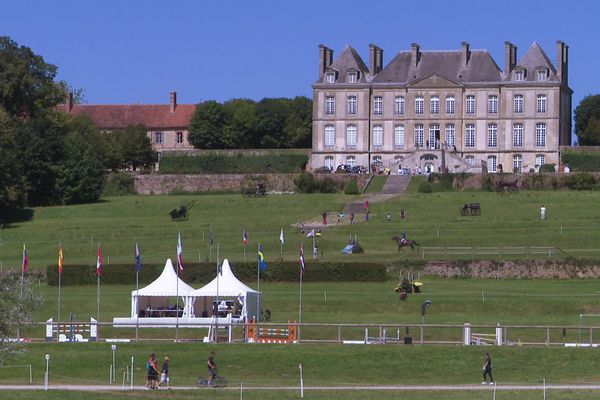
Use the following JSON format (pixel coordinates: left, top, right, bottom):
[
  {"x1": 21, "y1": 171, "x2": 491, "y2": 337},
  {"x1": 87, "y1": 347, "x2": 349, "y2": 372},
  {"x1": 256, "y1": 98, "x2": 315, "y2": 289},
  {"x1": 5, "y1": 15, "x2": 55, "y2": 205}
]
[{"x1": 188, "y1": 97, "x2": 312, "y2": 149}]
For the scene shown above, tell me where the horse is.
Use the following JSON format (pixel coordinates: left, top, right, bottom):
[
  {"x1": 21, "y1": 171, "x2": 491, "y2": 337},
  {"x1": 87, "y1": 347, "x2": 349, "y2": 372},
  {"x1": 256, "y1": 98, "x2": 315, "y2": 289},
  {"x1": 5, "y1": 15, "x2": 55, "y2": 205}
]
[{"x1": 392, "y1": 236, "x2": 420, "y2": 252}]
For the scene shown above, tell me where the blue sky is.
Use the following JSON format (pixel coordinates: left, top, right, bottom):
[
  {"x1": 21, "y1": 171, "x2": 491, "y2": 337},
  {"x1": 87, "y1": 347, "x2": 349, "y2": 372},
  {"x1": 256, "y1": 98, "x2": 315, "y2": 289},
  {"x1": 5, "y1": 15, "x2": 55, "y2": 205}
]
[{"x1": 2, "y1": 0, "x2": 598, "y2": 115}]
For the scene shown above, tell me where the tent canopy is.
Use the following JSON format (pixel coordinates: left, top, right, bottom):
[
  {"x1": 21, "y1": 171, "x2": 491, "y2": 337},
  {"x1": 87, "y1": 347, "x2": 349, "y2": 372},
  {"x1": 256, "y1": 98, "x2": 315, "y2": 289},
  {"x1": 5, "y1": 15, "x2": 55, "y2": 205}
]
[
  {"x1": 132, "y1": 259, "x2": 195, "y2": 297},
  {"x1": 192, "y1": 259, "x2": 258, "y2": 297}
]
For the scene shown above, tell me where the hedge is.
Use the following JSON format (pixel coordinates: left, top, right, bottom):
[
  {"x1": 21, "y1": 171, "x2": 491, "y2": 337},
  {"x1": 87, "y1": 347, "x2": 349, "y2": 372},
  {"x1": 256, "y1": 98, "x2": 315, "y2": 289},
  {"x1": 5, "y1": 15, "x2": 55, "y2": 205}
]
[
  {"x1": 159, "y1": 153, "x2": 308, "y2": 174},
  {"x1": 46, "y1": 261, "x2": 389, "y2": 286},
  {"x1": 562, "y1": 152, "x2": 600, "y2": 172}
]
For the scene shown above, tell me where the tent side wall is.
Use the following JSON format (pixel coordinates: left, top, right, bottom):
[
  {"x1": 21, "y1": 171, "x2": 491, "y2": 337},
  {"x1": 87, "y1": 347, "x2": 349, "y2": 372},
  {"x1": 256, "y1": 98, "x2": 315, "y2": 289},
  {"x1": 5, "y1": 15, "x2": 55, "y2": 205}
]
[{"x1": 245, "y1": 292, "x2": 261, "y2": 322}]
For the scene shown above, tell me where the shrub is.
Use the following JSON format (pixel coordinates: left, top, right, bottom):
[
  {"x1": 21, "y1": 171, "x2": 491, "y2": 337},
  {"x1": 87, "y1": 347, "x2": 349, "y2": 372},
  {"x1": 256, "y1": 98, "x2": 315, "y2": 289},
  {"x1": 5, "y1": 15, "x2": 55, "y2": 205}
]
[
  {"x1": 159, "y1": 152, "x2": 308, "y2": 174},
  {"x1": 343, "y1": 178, "x2": 359, "y2": 195},
  {"x1": 102, "y1": 173, "x2": 134, "y2": 196},
  {"x1": 564, "y1": 173, "x2": 596, "y2": 190},
  {"x1": 318, "y1": 177, "x2": 338, "y2": 193},
  {"x1": 294, "y1": 172, "x2": 317, "y2": 193},
  {"x1": 539, "y1": 163, "x2": 556, "y2": 173},
  {"x1": 417, "y1": 182, "x2": 432, "y2": 193}
]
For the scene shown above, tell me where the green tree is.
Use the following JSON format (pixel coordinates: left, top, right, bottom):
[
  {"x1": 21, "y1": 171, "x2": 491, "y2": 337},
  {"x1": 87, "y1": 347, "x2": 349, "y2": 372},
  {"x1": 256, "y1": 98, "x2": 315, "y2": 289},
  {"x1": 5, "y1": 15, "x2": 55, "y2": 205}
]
[
  {"x1": 115, "y1": 124, "x2": 156, "y2": 171},
  {"x1": 574, "y1": 94, "x2": 600, "y2": 145},
  {"x1": 256, "y1": 98, "x2": 290, "y2": 148},
  {"x1": 0, "y1": 107, "x2": 25, "y2": 210},
  {"x1": 0, "y1": 36, "x2": 64, "y2": 118},
  {"x1": 222, "y1": 99, "x2": 257, "y2": 148},
  {"x1": 284, "y1": 96, "x2": 312, "y2": 148},
  {"x1": 188, "y1": 100, "x2": 227, "y2": 149}
]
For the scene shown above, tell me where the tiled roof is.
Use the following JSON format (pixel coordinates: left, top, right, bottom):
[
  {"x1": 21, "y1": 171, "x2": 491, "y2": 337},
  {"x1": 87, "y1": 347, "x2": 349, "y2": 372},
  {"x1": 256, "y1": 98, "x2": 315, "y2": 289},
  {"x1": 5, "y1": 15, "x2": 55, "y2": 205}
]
[
  {"x1": 328, "y1": 45, "x2": 370, "y2": 83},
  {"x1": 59, "y1": 103, "x2": 196, "y2": 129},
  {"x1": 513, "y1": 42, "x2": 558, "y2": 81}
]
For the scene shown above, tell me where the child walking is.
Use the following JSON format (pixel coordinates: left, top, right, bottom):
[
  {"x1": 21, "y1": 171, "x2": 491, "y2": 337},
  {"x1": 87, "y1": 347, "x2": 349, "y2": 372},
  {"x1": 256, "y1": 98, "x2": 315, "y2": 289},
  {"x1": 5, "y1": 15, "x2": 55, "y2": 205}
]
[{"x1": 482, "y1": 352, "x2": 494, "y2": 385}]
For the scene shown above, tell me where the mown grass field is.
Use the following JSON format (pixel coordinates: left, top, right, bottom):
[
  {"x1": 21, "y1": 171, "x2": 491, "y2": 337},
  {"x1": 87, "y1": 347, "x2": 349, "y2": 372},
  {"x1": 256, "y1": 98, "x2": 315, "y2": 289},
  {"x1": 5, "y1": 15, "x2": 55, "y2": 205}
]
[{"x1": 1, "y1": 190, "x2": 600, "y2": 269}]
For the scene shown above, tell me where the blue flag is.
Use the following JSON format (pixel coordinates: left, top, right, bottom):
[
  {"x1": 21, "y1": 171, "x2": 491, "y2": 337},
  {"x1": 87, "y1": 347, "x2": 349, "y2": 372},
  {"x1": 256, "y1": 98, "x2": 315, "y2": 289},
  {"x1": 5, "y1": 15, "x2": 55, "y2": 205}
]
[
  {"x1": 135, "y1": 243, "x2": 142, "y2": 272},
  {"x1": 258, "y1": 244, "x2": 267, "y2": 271}
]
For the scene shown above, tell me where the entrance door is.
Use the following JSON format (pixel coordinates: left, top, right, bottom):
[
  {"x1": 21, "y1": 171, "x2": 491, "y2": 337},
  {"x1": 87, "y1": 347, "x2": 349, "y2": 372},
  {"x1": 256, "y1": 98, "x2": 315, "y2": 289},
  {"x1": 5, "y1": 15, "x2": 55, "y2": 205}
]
[{"x1": 425, "y1": 163, "x2": 434, "y2": 174}]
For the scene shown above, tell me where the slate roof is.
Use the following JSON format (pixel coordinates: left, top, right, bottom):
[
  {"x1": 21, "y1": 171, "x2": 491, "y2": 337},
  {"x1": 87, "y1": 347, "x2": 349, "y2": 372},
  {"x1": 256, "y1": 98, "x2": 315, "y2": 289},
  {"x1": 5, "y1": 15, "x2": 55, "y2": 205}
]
[
  {"x1": 59, "y1": 103, "x2": 196, "y2": 129},
  {"x1": 372, "y1": 49, "x2": 502, "y2": 84},
  {"x1": 512, "y1": 42, "x2": 558, "y2": 81},
  {"x1": 327, "y1": 45, "x2": 370, "y2": 83}
]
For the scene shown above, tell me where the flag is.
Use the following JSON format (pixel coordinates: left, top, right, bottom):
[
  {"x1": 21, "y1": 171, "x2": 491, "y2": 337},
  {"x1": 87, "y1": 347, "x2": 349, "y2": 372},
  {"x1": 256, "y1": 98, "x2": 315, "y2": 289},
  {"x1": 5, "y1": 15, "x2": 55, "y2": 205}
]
[
  {"x1": 22, "y1": 244, "x2": 28, "y2": 274},
  {"x1": 306, "y1": 229, "x2": 315, "y2": 238},
  {"x1": 243, "y1": 227, "x2": 248, "y2": 246},
  {"x1": 279, "y1": 228, "x2": 285, "y2": 245},
  {"x1": 58, "y1": 242, "x2": 64, "y2": 274},
  {"x1": 177, "y1": 231, "x2": 184, "y2": 273},
  {"x1": 135, "y1": 243, "x2": 142, "y2": 272},
  {"x1": 258, "y1": 244, "x2": 267, "y2": 271},
  {"x1": 209, "y1": 230, "x2": 214, "y2": 246},
  {"x1": 96, "y1": 245, "x2": 103, "y2": 276},
  {"x1": 299, "y1": 244, "x2": 305, "y2": 275}
]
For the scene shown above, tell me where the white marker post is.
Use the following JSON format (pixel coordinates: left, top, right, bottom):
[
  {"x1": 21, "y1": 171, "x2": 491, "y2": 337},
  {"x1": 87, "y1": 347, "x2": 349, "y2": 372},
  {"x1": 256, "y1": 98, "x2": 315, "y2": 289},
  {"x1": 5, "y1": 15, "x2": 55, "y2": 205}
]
[
  {"x1": 130, "y1": 356, "x2": 134, "y2": 390},
  {"x1": 111, "y1": 345, "x2": 117, "y2": 383},
  {"x1": 44, "y1": 354, "x2": 50, "y2": 391},
  {"x1": 299, "y1": 363, "x2": 304, "y2": 398}
]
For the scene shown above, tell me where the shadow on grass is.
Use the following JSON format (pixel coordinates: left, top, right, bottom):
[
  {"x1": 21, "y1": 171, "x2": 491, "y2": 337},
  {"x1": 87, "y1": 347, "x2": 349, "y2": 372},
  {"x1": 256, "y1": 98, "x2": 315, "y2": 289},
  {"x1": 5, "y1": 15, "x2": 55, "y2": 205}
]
[{"x1": 0, "y1": 206, "x2": 34, "y2": 227}]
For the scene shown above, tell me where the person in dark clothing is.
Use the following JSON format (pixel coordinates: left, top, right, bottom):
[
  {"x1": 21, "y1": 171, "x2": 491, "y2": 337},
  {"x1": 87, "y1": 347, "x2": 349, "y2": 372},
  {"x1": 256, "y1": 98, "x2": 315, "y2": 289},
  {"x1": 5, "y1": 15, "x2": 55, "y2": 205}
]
[
  {"x1": 159, "y1": 356, "x2": 170, "y2": 388},
  {"x1": 207, "y1": 351, "x2": 217, "y2": 385},
  {"x1": 482, "y1": 352, "x2": 494, "y2": 385}
]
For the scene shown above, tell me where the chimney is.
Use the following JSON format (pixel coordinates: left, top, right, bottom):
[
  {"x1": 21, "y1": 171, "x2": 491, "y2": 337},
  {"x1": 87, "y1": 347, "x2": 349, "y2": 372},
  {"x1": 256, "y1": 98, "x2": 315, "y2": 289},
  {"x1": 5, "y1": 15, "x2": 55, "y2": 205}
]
[
  {"x1": 504, "y1": 41, "x2": 517, "y2": 76},
  {"x1": 369, "y1": 44, "x2": 384, "y2": 75},
  {"x1": 319, "y1": 44, "x2": 334, "y2": 78},
  {"x1": 169, "y1": 91, "x2": 177, "y2": 113},
  {"x1": 66, "y1": 91, "x2": 73, "y2": 113},
  {"x1": 411, "y1": 43, "x2": 420, "y2": 69},
  {"x1": 461, "y1": 42, "x2": 470, "y2": 67},
  {"x1": 556, "y1": 40, "x2": 568, "y2": 84}
]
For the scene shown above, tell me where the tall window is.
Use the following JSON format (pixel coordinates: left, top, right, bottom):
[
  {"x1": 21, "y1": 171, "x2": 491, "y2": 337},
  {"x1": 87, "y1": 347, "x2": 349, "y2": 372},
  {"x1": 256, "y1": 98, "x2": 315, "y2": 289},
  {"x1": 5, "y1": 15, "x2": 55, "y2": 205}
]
[
  {"x1": 373, "y1": 125, "x2": 383, "y2": 147},
  {"x1": 346, "y1": 156, "x2": 356, "y2": 167},
  {"x1": 415, "y1": 97, "x2": 424, "y2": 115},
  {"x1": 326, "y1": 72, "x2": 335, "y2": 83},
  {"x1": 372, "y1": 155, "x2": 383, "y2": 166},
  {"x1": 514, "y1": 94, "x2": 523, "y2": 114},
  {"x1": 414, "y1": 124, "x2": 424, "y2": 148},
  {"x1": 488, "y1": 95, "x2": 498, "y2": 114},
  {"x1": 429, "y1": 124, "x2": 440, "y2": 149},
  {"x1": 325, "y1": 96, "x2": 335, "y2": 115},
  {"x1": 465, "y1": 124, "x2": 475, "y2": 148},
  {"x1": 324, "y1": 156, "x2": 334, "y2": 170},
  {"x1": 395, "y1": 96, "x2": 405, "y2": 115},
  {"x1": 324, "y1": 124, "x2": 335, "y2": 148},
  {"x1": 514, "y1": 70, "x2": 524, "y2": 81},
  {"x1": 487, "y1": 156, "x2": 497, "y2": 173},
  {"x1": 176, "y1": 131, "x2": 184, "y2": 144},
  {"x1": 445, "y1": 124, "x2": 455, "y2": 147},
  {"x1": 394, "y1": 125, "x2": 405, "y2": 149},
  {"x1": 536, "y1": 123, "x2": 546, "y2": 147},
  {"x1": 465, "y1": 155, "x2": 475, "y2": 166},
  {"x1": 446, "y1": 96, "x2": 455, "y2": 115},
  {"x1": 466, "y1": 95, "x2": 475, "y2": 115},
  {"x1": 348, "y1": 72, "x2": 357, "y2": 83},
  {"x1": 537, "y1": 70, "x2": 547, "y2": 81},
  {"x1": 513, "y1": 154, "x2": 523, "y2": 173},
  {"x1": 154, "y1": 131, "x2": 163, "y2": 144},
  {"x1": 347, "y1": 96, "x2": 357, "y2": 115},
  {"x1": 346, "y1": 125, "x2": 357, "y2": 148},
  {"x1": 430, "y1": 96, "x2": 440, "y2": 115},
  {"x1": 487, "y1": 123, "x2": 497, "y2": 148},
  {"x1": 374, "y1": 96, "x2": 383, "y2": 116},
  {"x1": 535, "y1": 154, "x2": 546, "y2": 168},
  {"x1": 536, "y1": 95, "x2": 547, "y2": 113},
  {"x1": 513, "y1": 123, "x2": 523, "y2": 147}
]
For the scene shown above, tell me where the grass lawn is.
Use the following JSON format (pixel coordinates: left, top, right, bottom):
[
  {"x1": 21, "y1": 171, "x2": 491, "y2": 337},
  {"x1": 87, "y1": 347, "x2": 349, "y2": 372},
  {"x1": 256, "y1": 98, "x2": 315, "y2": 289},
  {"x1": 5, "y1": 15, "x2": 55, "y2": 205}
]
[
  {"x1": 2, "y1": 190, "x2": 600, "y2": 269},
  {"x1": 364, "y1": 175, "x2": 388, "y2": 194}
]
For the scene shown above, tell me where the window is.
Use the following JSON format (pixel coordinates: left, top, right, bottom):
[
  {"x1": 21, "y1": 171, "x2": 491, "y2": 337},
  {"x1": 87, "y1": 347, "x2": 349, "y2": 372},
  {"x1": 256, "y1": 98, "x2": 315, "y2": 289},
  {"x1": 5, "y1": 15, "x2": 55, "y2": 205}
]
[
  {"x1": 466, "y1": 95, "x2": 475, "y2": 115},
  {"x1": 445, "y1": 124, "x2": 455, "y2": 147},
  {"x1": 513, "y1": 123, "x2": 523, "y2": 147},
  {"x1": 324, "y1": 156, "x2": 334, "y2": 170},
  {"x1": 373, "y1": 125, "x2": 383, "y2": 147},
  {"x1": 346, "y1": 125, "x2": 357, "y2": 148},
  {"x1": 347, "y1": 96, "x2": 357, "y2": 115},
  {"x1": 513, "y1": 154, "x2": 523, "y2": 173},
  {"x1": 536, "y1": 123, "x2": 546, "y2": 147},
  {"x1": 324, "y1": 125, "x2": 335, "y2": 148},
  {"x1": 374, "y1": 96, "x2": 383, "y2": 116},
  {"x1": 415, "y1": 97, "x2": 424, "y2": 115},
  {"x1": 487, "y1": 123, "x2": 497, "y2": 148},
  {"x1": 488, "y1": 95, "x2": 498, "y2": 114},
  {"x1": 429, "y1": 124, "x2": 440, "y2": 149},
  {"x1": 394, "y1": 125, "x2": 405, "y2": 149},
  {"x1": 348, "y1": 72, "x2": 357, "y2": 83},
  {"x1": 466, "y1": 155, "x2": 475, "y2": 166},
  {"x1": 537, "y1": 70, "x2": 547, "y2": 81},
  {"x1": 346, "y1": 155, "x2": 356, "y2": 167},
  {"x1": 325, "y1": 96, "x2": 335, "y2": 115},
  {"x1": 176, "y1": 131, "x2": 184, "y2": 144},
  {"x1": 535, "y1": 154, "x2": 545, "y2": 168},
  {"x1": 414, "y1": 124, "x2": 424, "y2": 148},
  {"x1": 465, "y1": 124, "x2": 475, "y2": 148},
  {"x1": 515, "y1": 70, "x2": 524, "y2": 81},
  {"x1": 430, "y1": 96, "x2": 440, "y2": 114},
  {"x1": 395, "y1": 96, "x2": 405, "y2": 115},
  {"x1": 514, "y1": 94, "x2": 523, "y2": 114},
  {"x1": 487, "y1": 156, "x2": 497, "y2": 172},
  {"x1": 326, "y1": 72, "x2": 335, "y2": 83},
  {"x1": 154, "y1": 131, "x2": 163, "y2": 144},
  {"x1": 446, "y1": 96, "x2": 455, "y2": 115},
  {"x1": 536, "y1": 95, "x2": 547, "y2": 113},
  {"x1": 372, "y1": 155, "x2": 383, "y2": 166}
]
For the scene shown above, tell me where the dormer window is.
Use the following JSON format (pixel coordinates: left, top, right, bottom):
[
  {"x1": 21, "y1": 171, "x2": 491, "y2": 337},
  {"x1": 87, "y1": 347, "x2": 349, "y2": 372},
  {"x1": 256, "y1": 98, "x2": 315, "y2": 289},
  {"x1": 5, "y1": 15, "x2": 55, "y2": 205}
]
[
  {"x1": 348, "y1": 71, "x2": 358, "y2": 83},
  {"x1": 325, "y1": 72, "x2": 335, "y2": 83},
  {"x1": 514, "y1": 70, "x2": 525, "y2": 81},
  {"x1": 537, "y1": 69, "x2": 548, "y2": 81}
]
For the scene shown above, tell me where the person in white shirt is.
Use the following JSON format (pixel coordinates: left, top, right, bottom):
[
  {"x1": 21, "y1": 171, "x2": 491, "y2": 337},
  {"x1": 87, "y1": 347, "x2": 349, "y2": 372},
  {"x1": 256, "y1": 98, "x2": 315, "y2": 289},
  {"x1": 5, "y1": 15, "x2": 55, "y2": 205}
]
[{"x1": 540, "y1": 205, "x2": 547, "y2": 220}]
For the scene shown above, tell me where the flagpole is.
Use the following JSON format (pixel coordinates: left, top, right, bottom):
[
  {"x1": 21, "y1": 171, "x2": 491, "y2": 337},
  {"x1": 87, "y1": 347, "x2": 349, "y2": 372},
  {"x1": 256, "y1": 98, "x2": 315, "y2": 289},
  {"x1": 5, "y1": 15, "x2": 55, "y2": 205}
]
[
  {"x1": 243, "y1": 245, "x2": 246, "y2": 263},
  {"x1": 135, "y1": 244, "x2": 139, "y2": 342},
  {"x1": 97, "y1": 243, "x2": 100, "y2": 339},
  {"x1": 216, "y1": 244, "x2": 220, "y2": 343},
  {"x1": 256, "y1": 243, "x2": 260, "y2": 321},
  {"x1": 299, "y1": 261, "x2": 303, "y2": 342},
  {"x1": 58, "y1": 242, "x2": 62, "y2": 341},
  {"x1": 20, "y1": 244, "x2": 25, "y2": 297}
]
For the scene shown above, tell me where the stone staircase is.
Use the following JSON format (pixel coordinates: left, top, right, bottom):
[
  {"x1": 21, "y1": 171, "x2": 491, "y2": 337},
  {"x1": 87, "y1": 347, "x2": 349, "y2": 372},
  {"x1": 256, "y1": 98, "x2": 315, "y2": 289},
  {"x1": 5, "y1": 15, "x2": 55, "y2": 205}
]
[{"x1": 381, "y1": 175, "x2": 411, "y2": 194}]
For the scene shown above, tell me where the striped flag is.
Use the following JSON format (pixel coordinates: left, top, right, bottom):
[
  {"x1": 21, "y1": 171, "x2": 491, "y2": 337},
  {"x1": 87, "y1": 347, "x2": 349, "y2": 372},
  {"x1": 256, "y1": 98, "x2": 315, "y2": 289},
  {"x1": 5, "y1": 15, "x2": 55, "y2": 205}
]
[
  {"x1": 243, "y1": 227, "x2": 248, "y2": 246},
  {"x1": 300, "y1": 243, "x2": 305, "y2": 275},
  {"x1": 58, "y1": 242, "x2": 64, "y2": 274},
  {"x1": 96, "y1": 245, "x2": 103, "y2": 276},
  {"x1": 177, "y1": 231, "x2": 184, "y2": 273},
  {"x1": 22, "y1": 244, "x2": 28, "y2": 273},
  {"x1": 135, "y1": 243, "x2": 142, "y2": 272}
]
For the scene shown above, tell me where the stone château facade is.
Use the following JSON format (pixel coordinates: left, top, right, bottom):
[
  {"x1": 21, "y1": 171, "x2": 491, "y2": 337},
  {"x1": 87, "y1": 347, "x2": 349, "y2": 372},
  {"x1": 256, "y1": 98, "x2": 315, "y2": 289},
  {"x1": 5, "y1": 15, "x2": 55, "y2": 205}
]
[{"x1": 311, "y1": 41, "x2": 572, "y2": 173}]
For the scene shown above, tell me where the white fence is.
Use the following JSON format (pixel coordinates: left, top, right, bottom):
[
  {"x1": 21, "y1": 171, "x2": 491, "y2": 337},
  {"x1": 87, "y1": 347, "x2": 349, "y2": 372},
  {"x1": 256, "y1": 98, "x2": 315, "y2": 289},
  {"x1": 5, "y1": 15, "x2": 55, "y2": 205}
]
[{"x1": 420, "y1": 246, "x2": 556, "y2": 259}]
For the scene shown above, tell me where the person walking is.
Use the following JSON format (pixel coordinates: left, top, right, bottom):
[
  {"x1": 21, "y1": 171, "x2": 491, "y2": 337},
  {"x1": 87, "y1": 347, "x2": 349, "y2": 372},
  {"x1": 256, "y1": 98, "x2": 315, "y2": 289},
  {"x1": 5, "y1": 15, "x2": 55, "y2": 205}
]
[
  {"x1": 207, "y1": 351, "x2": 217, "y2": 385},
  {"x1": 386, "y1": 212, "x2": 391, "y2": 222},
  {"x1": 146, "y1": 353, "x2": 160, "y2": 389},
  {"x1": 350, "y1": 212, "x2": 355, "y2": 224},
  {"x1": 540, "y1": 205, "x2": 547, "y2": 220},
  {"x1": 481, "y1": 352, "x2": 494, "y2": 385},
  {"x1": 159, "y1": 356, "x2": 170, "y2": 389}
]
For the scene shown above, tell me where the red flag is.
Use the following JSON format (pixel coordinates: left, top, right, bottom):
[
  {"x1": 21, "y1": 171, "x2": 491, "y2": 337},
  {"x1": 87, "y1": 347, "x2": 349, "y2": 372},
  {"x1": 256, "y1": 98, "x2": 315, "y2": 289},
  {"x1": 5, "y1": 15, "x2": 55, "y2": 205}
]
[
  {"x1": 96, "y1": 245, "x2": 103, "y2": 276},
  {"x1": 22, "y1": 244, "x2": 28, "y2": 273},
  {"x1": 243, "y1": 227, "x2": 248, "y2": 246},
  {"x1": 300, "y1": 243, "x2": 305, "y2": 275},
  {"x1": 58, "y1": 243, "x2": 64, "y2": 274}
]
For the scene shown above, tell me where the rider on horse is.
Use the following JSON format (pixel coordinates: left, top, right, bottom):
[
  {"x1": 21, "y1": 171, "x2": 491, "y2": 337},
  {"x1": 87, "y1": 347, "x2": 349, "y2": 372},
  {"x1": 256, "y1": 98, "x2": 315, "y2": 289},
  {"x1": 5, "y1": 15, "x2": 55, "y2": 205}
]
[{"x1": 400, "y1": 230, "x2": 407, "y2": 246}]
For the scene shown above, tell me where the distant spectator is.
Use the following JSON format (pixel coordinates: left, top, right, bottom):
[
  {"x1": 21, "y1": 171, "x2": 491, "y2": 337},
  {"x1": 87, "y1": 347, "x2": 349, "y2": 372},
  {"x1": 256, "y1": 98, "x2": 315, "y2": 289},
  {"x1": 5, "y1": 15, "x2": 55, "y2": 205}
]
[
  {"x1": 322, "y1": 211, "x2": 328, "y2": 225},
  {"x1": 350, "y1": 212, "x2": 355, "y2": 224},
  {"x1": 386, "y1": 212, "x2": 391, "y2": 222},
  {"x1": 481, "y1": 352, "x2": 494, "y2": 385},
  {"x1": 540, "y1": 205, "x2": 547, "y2": 220}
]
